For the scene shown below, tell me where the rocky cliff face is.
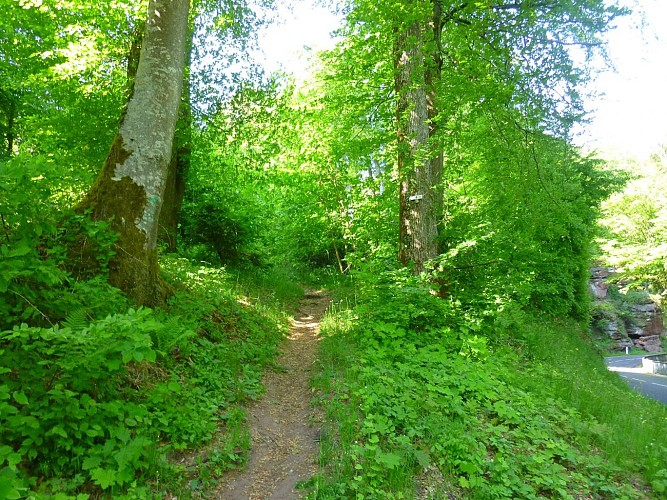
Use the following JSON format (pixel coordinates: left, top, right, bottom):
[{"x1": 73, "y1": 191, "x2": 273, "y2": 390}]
[{"x1": 590, "y1": 267, "x2": 665, "y2": 352}]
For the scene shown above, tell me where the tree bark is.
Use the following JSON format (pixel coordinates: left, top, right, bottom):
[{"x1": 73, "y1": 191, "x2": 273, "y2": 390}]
[
  {"x1": 0, "y1": 91, "x2": 16, "y2": 158},
  {"x1": 159, "y1": 119, "x2": 189, "y2": 252},
  {"x1": 79, "y1": 0, "x2": 190, "y2": 305},
  {"x1": 159, "y1": 26, "x2": 193, "y2": 252},
  {"x1": 394, "y1": 2, "x2": 442, "y2": 273}
]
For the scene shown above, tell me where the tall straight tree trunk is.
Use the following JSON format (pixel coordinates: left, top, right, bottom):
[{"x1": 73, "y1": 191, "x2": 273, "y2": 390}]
[
  {"x1": 6, "y1": 98, "x2": 15, "y2": 157},
  {"x1": 0, "y1": 91, "x2": 16, "y2": 158},
  {"x1": 159, "y1": 26, "x2": 193, "y2": 252},
  {"x1": 79, "y1": 0, "x2": 190, "y2": 305},
  {"x1": 427, "y1": 0, "x2": 444, "y2": 224},
  {"x1": 394, "y1": 1, "x2": 442, "y2": 273}
]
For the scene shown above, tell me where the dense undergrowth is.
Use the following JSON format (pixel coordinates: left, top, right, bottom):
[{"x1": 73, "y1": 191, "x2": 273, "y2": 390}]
[
  {"x1": 0, "y1": 252, "x2": 302, "y2": 498},
  {"x1": 309, "y1": 269, "x2": 667, "y2": 499}
]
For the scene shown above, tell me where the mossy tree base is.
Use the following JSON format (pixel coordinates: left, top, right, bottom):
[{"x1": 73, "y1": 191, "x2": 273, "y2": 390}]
[
  {"x1": 77, "y1": 0, "x2": 190, "y2": 306},
  {"x1": 79, "y1": 136, "x2": 167, "y2": 306}
]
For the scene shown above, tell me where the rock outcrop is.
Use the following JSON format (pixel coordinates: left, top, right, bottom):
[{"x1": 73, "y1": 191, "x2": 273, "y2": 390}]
[
  {"x1": 590, "y1": 267, "x2": 613, "y2": 299},
  {"x1": 589, "y1": 267, "x2": 665, "y2": 352}
]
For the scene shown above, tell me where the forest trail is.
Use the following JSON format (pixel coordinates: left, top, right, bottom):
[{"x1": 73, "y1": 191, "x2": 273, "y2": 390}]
[{"x1": 216, "y1": 290, "x2": 329, "y2": 499}]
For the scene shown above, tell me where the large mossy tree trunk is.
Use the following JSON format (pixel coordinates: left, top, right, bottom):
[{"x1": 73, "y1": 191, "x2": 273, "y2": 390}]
[
  {"x1": 79, "y1": 0, "x2": 190, "y2": 306},
  {"x1": 394, "y1": 1, "x2": 443, "y2": 274}
]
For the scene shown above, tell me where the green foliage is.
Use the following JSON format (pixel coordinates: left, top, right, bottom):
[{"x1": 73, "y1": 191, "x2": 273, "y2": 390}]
[
  {"x1": 154, "y1": 255, "x2": 291, "y2": 474},
  {"x1": 0, "y1": 253, "x2": 293, "y2": 496},
  {"x1": 598, "y1": 151, "x2": 667, "y2": 290},
  {"x1": 513, "y1": 313, "x2": 667, "y2": 483},
  {"x1": 0, "y1": 309, "x2": 162, "y2": 494},
  {"x1": 0, "y1": 0, "x2": 656, "y2": 498},
  {"x1": 309, "y1": 270, "x2": 661, "y2": 498},
  {"x1": 0, "y1": 0, "x2": 141, "y2": 180},
  {"x1": 428, "y1": 123, "x2": 622, "y2": 318},
  {"x1": 180, "y1": 197, "x2": 256, "y2": 264},
  {"x1": 0, "y1": 157, "x2": 126, "y2": 329},
  {"x1": 181, "y1": 80, "x2": 286, "y2": 266}
]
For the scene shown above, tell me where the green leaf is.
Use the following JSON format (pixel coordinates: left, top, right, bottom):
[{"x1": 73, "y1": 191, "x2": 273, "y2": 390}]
[
  {"x1": 7, "y1": 243, "x2": 31, "y2": 258},
  {"x1": 82, "y1": 455, "x2": 102, "y2": 470},
  {"x1": 6, "y1": 453, "x2": 21, "y2": 470},
  {"x1": 91, "y1": 467, "x2": 117, "y2": 489},
  {"x1": 0, "y1": 446, "x2": 21, "y2": 471},
  {"x1": 144, "y1": 349, "x2": 156, "y2": 362},
  {"x1": 413, "y1": 448, "x2": 430, "y2": 468},
  {"x1": 51, "y1": 426, "x2": 67, "y2": 438},
  {"x1": 0, "y1": 477, "x2": 22, "y2": 500},
  {"x1": 376, "y1": 451, "x2": 401, "y2": 469},
  {"x1": 106, "y1": 358, "x2": 122, "y2": 371},
  {"x1": 12, "y1": 391, "x2": 28, "y2": 405},
  {"x1": 167, "y1": 381, "x2": 182, "y2": 392}
]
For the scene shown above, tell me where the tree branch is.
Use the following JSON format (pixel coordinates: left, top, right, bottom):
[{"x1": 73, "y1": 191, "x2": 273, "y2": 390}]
[
  {"x1": 0, "y1": 213, "x2": 10, "y2": 242},
  {"x1": 10, "y1": 290, "x2": 54, "y2": 327}
]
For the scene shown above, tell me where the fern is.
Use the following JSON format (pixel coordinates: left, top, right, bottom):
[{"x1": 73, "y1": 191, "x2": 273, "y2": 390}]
[
  {"x1": 151, "y1": 317, "x2": 196, "y2": 354},
  {"x1": 62, "y1": 308, "x2": 90, "y2": 331}
]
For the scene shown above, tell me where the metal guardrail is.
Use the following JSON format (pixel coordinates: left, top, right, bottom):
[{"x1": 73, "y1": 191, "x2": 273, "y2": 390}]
[{"x1": 642, "y1": 353, "x2": 667, "y2": 375}]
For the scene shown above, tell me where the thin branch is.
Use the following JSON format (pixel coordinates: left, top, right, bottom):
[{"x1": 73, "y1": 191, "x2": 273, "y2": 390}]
[
  {"x1": 10, "y1": 290, "x2": 54, "y2": 327},
  {"x1": 441, "y1": 3, "x2": 469, "y2": 26},
  {"x1": 511, "y1": 119, "x2": 561, "y2": 206},
  {"x1": 0, "y1": 213, "x2": 10, "y2": 242}
]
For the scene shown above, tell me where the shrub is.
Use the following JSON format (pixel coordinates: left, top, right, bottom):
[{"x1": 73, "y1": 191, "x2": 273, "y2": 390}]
[{"x1": 0, "y1": 309, "x2": 165, "y2": 495}]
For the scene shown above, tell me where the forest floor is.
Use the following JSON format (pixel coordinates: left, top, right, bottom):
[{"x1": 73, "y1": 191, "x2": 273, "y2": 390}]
[{"x1": 216, "y1": 290, "x2": 329, "y2": 499}]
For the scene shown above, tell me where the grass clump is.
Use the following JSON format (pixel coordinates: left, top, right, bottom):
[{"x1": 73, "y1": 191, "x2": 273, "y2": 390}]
[
  {"x1": 310, "y1": 270, "x2": 666, "y2": 499},
  {"x1": 512, "y1": 313, "x2": 667, "y2": 485}
]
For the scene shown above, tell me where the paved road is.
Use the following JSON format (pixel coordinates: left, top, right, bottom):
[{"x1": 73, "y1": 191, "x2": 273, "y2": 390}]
[
  {"x1": 605, "y1": 355, "x2": 667, "y2": 404},
  {"x1": 605, "y1": 355, "x2": 645, "y2": 370}
]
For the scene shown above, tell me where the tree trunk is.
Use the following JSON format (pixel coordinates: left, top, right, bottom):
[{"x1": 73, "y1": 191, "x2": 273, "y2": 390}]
[
  {"x1": 79, "y1": 0, "x2": 190, "y2": 306},
  {"x1": 159, "y1": 27, "x2": 193, "y2": 252},
  {"x1": 0, "y1": 91, "x2": 16, "y2": 158},
  {"x1": 159, "y1": 123, "x2": 189, "y2": 252},
  {"x1": 6, "y1": 98, "x2": 15, "y2": 157},
  {"x1": 394, "y1": 4, "x2": 441, "y2": 273}
]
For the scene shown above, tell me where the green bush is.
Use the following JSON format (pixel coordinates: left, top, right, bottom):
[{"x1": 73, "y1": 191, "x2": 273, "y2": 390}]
[
  {"x1": 598, "y1": 155, "x2": 667, "y2": 290},
  {"x1": 310, "y1": 271, "x2": 658, "y2": 498},
  {"x1": 0, "y1": 309, "x2": 164, "y2": 495},
  {"x1": 180, "y1": 200, "x2": 251, "y2": 264},
  {"x1": 0, "y1": 254, "x2": 293, "y2": 497},
  {"x1": 0, "y1": 156, "x2": 122, "y2": 329}
]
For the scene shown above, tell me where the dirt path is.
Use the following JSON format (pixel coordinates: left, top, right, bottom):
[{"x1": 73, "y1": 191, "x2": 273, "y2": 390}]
[{"x1": 216, "y1": 290, "x2": 329, "y2": 499}]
